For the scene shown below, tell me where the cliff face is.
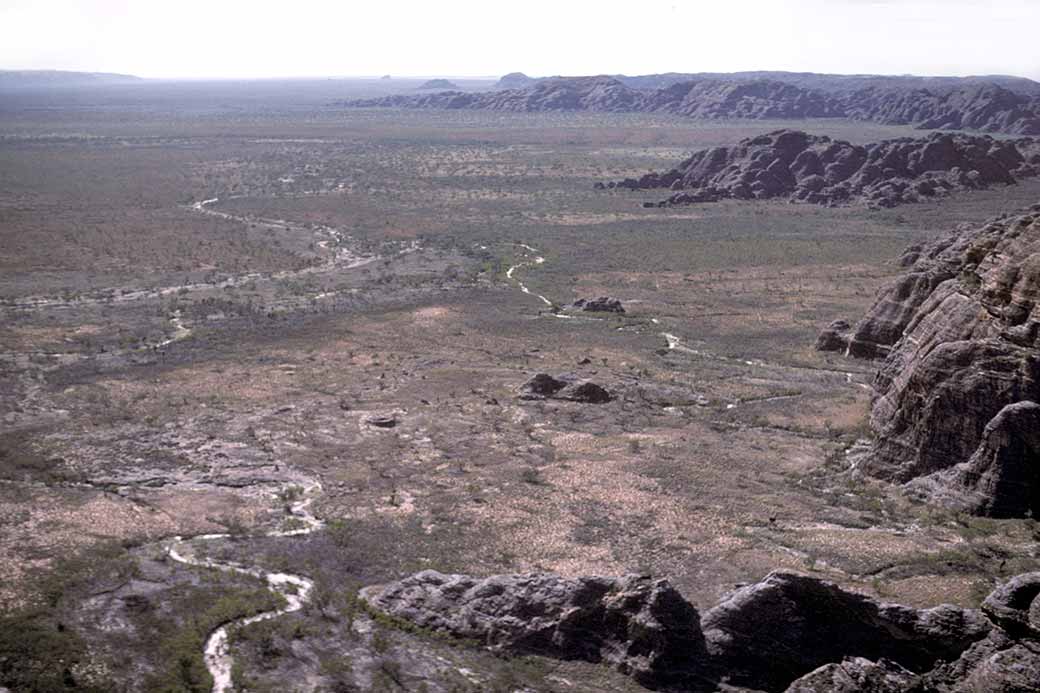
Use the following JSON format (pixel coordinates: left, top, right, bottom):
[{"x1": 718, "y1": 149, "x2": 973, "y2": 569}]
[
  {"x1": 818, "y1": 206, "x2": 1040, "y2": 516},
  {"x1": 599, "y1": 130, "x2": 1040, "y2": 209}
]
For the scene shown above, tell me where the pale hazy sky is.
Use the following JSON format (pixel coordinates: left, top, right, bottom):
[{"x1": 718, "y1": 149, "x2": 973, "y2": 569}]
[{"x1": 1, "y1": 0, "x2": 1038, "y2": 81}]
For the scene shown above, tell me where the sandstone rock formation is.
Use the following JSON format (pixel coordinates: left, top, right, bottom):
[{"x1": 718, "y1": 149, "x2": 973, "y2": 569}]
[
  {"x1": 359, "y1": 570, "x2": 708, "y2": 689},
  {"x1": 362, "y1": 569, "x2": 1040, "y2": 692},
  {"x1": 342, "y1": 75, "x2": 1040, "y2": 136},
  {"x1": 701, "y1": 571, "x2": 990, "y2": 691},
  {"x1": 817, "y1": 206, "x2": 1040, "y2": 517},
  {"x1": 842, "y1": 84, "x2": 1040, "y2": 136},
  {"x1": 600, "y1": 129, "x2": 1039, "y2": 209}
]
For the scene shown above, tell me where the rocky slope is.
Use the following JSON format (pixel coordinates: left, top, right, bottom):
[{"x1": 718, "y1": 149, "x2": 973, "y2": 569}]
[
  {"x1": 362, "y1": 568, "x2": 1040, "y2": 692},
  {"x1": 599, "y1": 129, "x2": 1040, "y2": 208},
  {"x1": 342, "y1": 75, "x2": 1040, "y2": 135},
  {"x1": 817, "y1": 205, "x2": 1040, "y2": 517}
]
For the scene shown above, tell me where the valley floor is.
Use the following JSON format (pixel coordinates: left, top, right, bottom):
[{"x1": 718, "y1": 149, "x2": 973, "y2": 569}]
[{"x1": 2, "y1": 96, "x2": 1039, "y2": 691}]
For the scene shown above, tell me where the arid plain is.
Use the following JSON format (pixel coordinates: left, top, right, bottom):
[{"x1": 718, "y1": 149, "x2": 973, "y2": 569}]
[{"x1": 3, "y1": 81, "x2": 1040, "y2": 691}]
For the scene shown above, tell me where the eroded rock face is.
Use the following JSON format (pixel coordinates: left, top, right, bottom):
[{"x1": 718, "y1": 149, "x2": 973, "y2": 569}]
[
  {"x1": 701, "y1": 571, "x2": 990, "y2": 692},
  {"x1": 602, "y1": 130, "x2": 1039, "y2": 209},
  {"x1": 358, "y1": 571, "x2": 708, "y2": 689},
  {"x1": 361, "y1": 569, "x2": 1040, "y2": 692},
  {"x1": 820, "y1": 206, "x2": 1040, "y2": 516}
]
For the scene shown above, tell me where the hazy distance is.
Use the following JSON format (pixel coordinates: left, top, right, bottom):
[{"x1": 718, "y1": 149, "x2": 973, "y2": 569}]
[{"x1": 1, "y1": 0, "x2": 1038, "y2": 81}]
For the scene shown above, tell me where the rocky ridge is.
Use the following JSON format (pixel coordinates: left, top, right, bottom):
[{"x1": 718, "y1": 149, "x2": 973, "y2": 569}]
[
  {"x1": 600, "y1": 129, "x2": 1039, "y2": 209},
  {"x1": 817, "y1": 205, "x2": 1040, "y2": 517},
  {"x1": 361, "y1": 568, "x2": 1040, "y2": 692},
  {"x1": 342, "y1": 75, "x2": 1040, "y2": 135}
]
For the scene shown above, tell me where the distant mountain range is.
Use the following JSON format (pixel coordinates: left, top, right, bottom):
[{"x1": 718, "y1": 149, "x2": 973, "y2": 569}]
[
  {"x1": 343, "y1": 73, "x2": 1040, "y2": 136},
  {"x1": 0, "y1": 70, "x2": 143, "y2": 88},
  {"x1": 497, "y1": 71, "x2": 1040, "y2": 95}
]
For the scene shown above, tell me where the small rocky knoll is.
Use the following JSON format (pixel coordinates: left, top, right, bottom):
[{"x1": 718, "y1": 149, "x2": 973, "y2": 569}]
[
  {"x1": 817, "y1": 206, "x2": 1040, "y2": 517},
  {"x1": 598, "y1": 129, "x2": 1039, "y2": 209},
  {"x1": 417, "y1": 79, "x2": 459, "y2": 90},
  {"x1": 361, "y1": 569, "x2": 1040, "y2": 692}
]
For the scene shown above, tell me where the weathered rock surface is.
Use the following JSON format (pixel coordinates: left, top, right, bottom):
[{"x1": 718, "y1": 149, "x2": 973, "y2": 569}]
[
  {"x1": 784, "y1": 657, "x2": 917, "y2": 693},
  {"x1": 342, "y1": 75, "x2": 1040, "y2": 135},
  {"x1": 571, "y1": 296, "x2": 625, "y2": 313},
  {"x1": 701, "y1": 571, "x2": 990, "y2": 691},
  {"x1": 361, "y1": 569, "x2": 1040, "y2": 692},
  {"x1": 359, "y1": 570, "x2": 708, "y2": 689},
  {"x1": 519, "y1": 373, "x2": 613, "y2": 403},
  {"x1": 819, "y1": 206, "x2": 1040, "y2": 516},
  {"x1": 602, "y1": 129, "x2": 1039, "y2": 209}
]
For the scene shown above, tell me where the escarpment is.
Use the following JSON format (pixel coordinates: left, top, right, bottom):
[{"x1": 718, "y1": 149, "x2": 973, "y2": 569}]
[
  {"x1": 817, "y1": 206, "x2": 1040, "y2": 517},
  {"x1": 598, "y1": 129, "x2": 1039, "y2": 209},
  {"x1": 342, "y1": 75, "x2": 1040, "y2": 136},
  {"x1": 361, "y1": 569, "x2": 1040, "y2": 692}
]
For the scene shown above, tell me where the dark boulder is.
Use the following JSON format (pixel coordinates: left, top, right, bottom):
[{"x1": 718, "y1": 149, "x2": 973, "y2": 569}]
[
  {"x1": 519, "y1": 373, "x2": 569, "y2": 399},
  {"x1": 557, "y1": 381, "x2": 612, "y2": 404}
]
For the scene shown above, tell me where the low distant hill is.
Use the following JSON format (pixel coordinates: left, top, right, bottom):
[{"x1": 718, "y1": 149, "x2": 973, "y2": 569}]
[
  {"x1": 495, "y1": 72, "x2": 537, "y2": 89},
  {"x1": 0, "y1": 70, "x2": 143, "y2": 88},
  {"x1": 417, "y1": 79, "x2": 459, "y2": 90}
]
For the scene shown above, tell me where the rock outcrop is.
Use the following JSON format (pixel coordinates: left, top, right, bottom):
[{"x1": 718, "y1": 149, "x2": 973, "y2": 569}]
[
  {"x1": 362, "y1": 569, "x2": 1040, "y2": 692},
  {"x1": 359, "y1": 571, "x2": 708, "y2": 689},
  {"x1": 570, "y1": 296, "x2": 625, "y2": 313},
  {"x1": 341, "y1": 75, "x2": 1040, "y2": 136},
  {"x1": 817, "y1": 206, "x2": 1040, "y2": 517},
  {"x1": 519, "y1": 373, "x2": 613, "y2": 403},
  {"x1": 599, "y1": 129, "x2": 1039, "y2": 209}
]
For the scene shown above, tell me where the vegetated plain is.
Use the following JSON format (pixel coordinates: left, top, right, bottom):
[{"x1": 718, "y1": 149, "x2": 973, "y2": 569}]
[{"x1": 2, "y1": 80, "x2": 1040, "y2": 691}]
